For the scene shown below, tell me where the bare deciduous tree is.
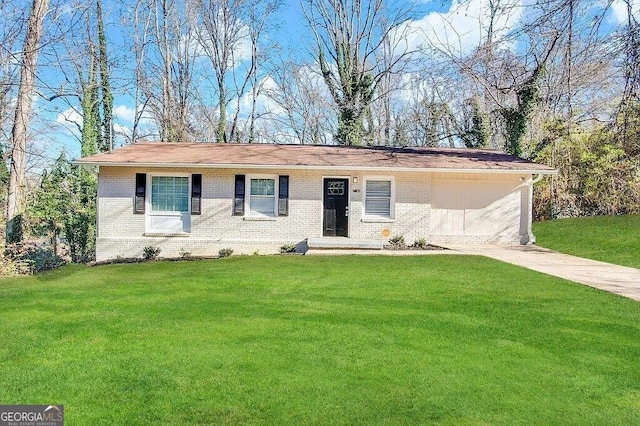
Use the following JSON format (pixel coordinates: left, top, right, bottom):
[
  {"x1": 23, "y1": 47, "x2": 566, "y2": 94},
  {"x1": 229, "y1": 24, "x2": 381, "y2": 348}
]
[
  {"x1": 193, "y1": 0, "x2": 280, "y2": 143},
  {"x1": 0, "y1": 4, "x2": 27, "y2": 145},
  {"x1": 302, "y1": 0, "x2": 415, "y2": 145},
  {"x1": 6, "y1": 0, "x2": 49, "y2": 242},
  {"x1": 127, "y1": 0, "x2": 199, "y2": 142},
  {"x1": 263, "y1": 60, "x2": 334, "y2": 144}
]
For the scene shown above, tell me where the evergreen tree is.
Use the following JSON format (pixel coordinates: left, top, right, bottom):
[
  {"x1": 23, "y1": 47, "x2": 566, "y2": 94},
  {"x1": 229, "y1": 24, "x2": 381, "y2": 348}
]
[
  {"x1": 29, "y1": 154, "x2": 96, "y2": 262},
  {"x1": 28, "y1": 154, "x2": 70, "y2": 255}
]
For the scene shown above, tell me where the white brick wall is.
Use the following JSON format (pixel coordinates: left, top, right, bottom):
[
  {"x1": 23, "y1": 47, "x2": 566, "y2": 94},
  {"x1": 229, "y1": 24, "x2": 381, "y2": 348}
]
[
  {"x1": 348, "y1": 171, "x2": 431, "y2": 242},
  {"x1": 96, "y1": 166, "x2": 528, "y2": 260}
]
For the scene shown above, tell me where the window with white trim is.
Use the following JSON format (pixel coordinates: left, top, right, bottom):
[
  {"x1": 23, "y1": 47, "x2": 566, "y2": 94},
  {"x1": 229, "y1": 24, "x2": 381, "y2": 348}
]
[
  {"x1": 145, "y1": 174, "x2": 192, "y2": 234},
  {"x1": 364, "y1": 179, "x2": 394, "y2": 219},
  {"x1": 248, "y1": 176, "x2": 277, "y2": 217}
]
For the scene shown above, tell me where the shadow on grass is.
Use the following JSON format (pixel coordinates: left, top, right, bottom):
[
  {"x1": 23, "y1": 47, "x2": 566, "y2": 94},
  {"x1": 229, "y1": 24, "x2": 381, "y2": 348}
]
[{"x1": 34, "y1": 263, "x2": 88, "y2": 282}]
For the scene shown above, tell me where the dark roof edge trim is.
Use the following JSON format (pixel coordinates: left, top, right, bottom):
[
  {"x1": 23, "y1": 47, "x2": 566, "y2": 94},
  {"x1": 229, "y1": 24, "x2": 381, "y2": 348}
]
[{"x1": 75, "y1": 160, "x2": 557, "y2": 174}]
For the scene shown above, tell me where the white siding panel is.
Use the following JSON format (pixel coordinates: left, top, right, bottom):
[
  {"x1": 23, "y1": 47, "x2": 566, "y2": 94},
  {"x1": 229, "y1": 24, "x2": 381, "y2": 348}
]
[
  {"x1": 148, "y1": 213, "x2": 190, "y2": 233},
  {"x1": 431, "y1": 180, "x2": 464, "y2": 235},
  {"x1": 431, "y1": 176, "x2": 521, "y2": 239},
  {"x1": 464, "y1": 180, "x2": 520, "y2": 236}
]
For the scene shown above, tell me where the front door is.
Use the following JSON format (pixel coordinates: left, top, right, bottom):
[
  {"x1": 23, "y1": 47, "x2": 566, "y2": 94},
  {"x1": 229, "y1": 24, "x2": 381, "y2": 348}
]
[{"x1": 323, "y1": 178, "x2": 349, "y2": 237}]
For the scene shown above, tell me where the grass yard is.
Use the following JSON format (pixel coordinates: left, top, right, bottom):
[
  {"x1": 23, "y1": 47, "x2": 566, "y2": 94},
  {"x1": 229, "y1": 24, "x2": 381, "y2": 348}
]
[
  {"x1": 533, "y1": 214, "x2": 640, "y2": 269},
  {"x1": 1, "y1": 255, "x2": 639, "y2": 424}
]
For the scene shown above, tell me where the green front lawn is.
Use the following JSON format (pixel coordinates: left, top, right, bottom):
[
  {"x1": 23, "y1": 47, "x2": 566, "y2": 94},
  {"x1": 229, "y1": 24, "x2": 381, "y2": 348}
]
[
  {"x1": 1, "y1": 256, "x2": 639, "y2": 424},
  {"x1": 533, "y1": 214, "x2": 640, "y2": 268}
]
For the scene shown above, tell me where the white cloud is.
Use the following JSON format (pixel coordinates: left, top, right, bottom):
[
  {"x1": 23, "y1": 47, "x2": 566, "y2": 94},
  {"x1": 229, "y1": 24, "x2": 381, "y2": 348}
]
[
  {"x1": 55, "y1": 105, "x2": 152, "y2": 143},
  {"x1": 232, "y1": 26, "x2": 252, "y2": 64},
  {"x1": 237, "y1": 75, "x2": 286, "y2": 119},
  {"x1": 113, "y1": 103, "x2": 157, "y2": 135},
  {"x1": 56, "y1": 107, "x2": 82, "y2": 131},
  {"x1": 610, "y1": 0, "x2": 640, "y2": 24},
  {"x1": 113, "y1": 104, "x2": 136, "y2": 123},
  {"x1": 113, "y1": 122, "x2": 131, "y2": 137},
  {"x1": 402, "y1": 0, "x2": 523, "y2": 57},
  {"x1": 196, "y1": 23, "x2": 252, "y2": 68}
]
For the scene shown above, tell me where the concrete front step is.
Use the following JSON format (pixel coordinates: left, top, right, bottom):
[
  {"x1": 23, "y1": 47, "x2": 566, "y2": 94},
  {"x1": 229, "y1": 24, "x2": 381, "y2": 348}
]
[
  {"x1": 305, "y1": 248, "x2": 455, "y2": 256},
  {"x1": 306, "y1": 237, "x2": 384, "y2": 250}
]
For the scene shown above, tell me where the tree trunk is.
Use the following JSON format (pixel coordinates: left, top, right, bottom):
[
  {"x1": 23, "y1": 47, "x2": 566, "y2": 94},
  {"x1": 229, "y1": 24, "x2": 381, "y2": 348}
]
[
  {"x1": 217, "y1": 85, "x2": 227, "y2": 143},
  {"x1": 6, "y1": 0, "x2": 49, "y2": 243},
  {"x1": 97, "y1": 0, "x2": 113, "y2": 152},
  {"x1": 160, "y1": 0, "x2": 173, "y2": 141}
]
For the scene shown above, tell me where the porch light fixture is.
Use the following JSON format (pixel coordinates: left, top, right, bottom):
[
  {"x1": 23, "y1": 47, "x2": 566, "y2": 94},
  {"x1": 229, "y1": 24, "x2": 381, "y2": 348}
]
[{"x1": 353, "y1": 177, "x2": 358, "y2": 184}]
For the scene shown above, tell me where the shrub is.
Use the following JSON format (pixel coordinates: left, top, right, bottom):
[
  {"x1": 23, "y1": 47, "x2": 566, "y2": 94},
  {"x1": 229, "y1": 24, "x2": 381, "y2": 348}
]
[
  {"x1": 3, "y1": 243, "x2": 66, "y2": 274},
  {"x1": 27, "y1": 247, "x2": 66, "y2": 272},
  {"x1": 388, "y1": 235, "x2": 405, "y2": 245},
  {"x1": 218, "y1": 248, "x2": 234, "y2": 258},
  {"x1": 386, "y1": 235, "x2": 406, "y2": 250},
  {"x1": 142, "y1": 246, "x2": 161, "y2": 261},
  {"x1": 179, "y1": 249, "x2": 192, "y2": 260},
  {"x1": 6, "y1": 214, "x2": 24, "y2": 244},
  {"x1": 413, "y1": 237, "x2": 428, "y2": 249},
  {"x1": 0, "y1": 251, "x2": 33, "y2": 276},
  {"x1": 280, "y1": 243, "x2": 297, "y2": 254}
]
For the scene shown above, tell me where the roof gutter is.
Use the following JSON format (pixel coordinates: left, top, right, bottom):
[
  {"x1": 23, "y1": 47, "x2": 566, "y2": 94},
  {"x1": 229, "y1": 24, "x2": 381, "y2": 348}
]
[{"x1": 531, "y1": 173, "x2": 546, "y2": 184}]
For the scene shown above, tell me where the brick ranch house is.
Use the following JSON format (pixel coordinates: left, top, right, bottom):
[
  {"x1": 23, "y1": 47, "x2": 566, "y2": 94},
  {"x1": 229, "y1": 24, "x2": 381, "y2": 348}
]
[{"x1": 77, "y1": 143, "x2": 555, "y2": 261}]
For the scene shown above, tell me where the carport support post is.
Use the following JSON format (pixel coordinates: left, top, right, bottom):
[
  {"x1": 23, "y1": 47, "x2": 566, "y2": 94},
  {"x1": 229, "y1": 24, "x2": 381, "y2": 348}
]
[{"x1": 526, "y1": 174, "x2": 543, "y2": 244}]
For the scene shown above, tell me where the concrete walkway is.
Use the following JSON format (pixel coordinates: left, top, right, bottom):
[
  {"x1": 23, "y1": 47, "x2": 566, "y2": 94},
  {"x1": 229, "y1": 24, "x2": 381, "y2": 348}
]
[{"x1": 442, "y1": 244, "x2": 640, "y2": 302}]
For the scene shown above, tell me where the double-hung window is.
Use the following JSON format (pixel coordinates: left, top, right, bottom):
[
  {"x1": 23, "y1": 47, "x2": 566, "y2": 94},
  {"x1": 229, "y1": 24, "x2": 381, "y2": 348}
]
[
  {"x1": 146, "y1": 174, "x2": 191, "y2": 233},
  {"x1": 248, "y1": 177, "x2": 276, "y2": 217},
  {"x1": 234, "y1": 174, "x2": 289, "y2": 218},
  {"x1": 364, "y1": 178, "x2": 394, "y2": 219}
]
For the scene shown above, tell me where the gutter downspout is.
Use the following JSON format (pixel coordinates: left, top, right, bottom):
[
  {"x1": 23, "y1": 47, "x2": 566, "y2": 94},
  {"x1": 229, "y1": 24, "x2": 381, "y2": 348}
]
[{"x1": 526, "y1": 173, "x2": 544, "y2": 244}]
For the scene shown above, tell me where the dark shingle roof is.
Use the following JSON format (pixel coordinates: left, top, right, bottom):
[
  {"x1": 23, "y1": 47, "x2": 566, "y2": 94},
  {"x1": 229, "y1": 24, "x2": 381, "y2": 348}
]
[{"x1": 77, "y1": 142, "x2": 555, "y2": 173}]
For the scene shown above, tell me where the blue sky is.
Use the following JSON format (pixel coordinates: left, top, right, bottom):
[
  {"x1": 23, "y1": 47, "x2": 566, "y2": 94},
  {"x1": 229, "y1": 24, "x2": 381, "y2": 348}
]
[{"x1": 38, "y1": 0, "x2": 638, "y2": 163}]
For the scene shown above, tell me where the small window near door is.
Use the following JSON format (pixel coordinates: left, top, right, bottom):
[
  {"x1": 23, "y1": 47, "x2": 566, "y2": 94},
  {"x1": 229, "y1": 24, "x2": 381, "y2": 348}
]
[
  {"x1": 364, "y1": 179, "x2": 393, "y2": 218},
  {"x1": 233, "y1": 175, "x2": 245, "y2": 216},
  {"x1": 278, "y1": 175, "x2": 289, "y2": 216}
]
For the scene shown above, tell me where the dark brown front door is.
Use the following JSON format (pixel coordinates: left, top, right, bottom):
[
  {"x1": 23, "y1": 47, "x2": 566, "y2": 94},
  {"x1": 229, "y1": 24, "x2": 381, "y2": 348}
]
[{"x1": 323, "y1": 178, "x2": 349, "y2": 237}]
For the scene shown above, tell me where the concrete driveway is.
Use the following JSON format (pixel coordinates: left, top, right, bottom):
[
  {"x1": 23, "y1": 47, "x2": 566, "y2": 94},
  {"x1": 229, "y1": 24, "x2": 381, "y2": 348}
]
[{"x1": 441, "y1": 244, "x2": 640, "y2": 302}]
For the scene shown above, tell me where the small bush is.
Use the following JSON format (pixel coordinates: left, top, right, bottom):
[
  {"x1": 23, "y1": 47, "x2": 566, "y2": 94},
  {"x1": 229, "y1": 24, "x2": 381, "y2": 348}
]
[
  {"x1": 0, "y1": 252, "x2": 34, "y2": 276},
  {"x1": 179, "y1": 249, "x2": 192, "y2": 259},
  {"x1": 142, "y1": 246, "x2": 161, "y2": 260},
  {"x1": 3, "y1": 243, "x2": 66, "y2": 274},
  {"x1": 218, "y1": 248, "x2": 234, "y2": 258},
  {"x1": 6, "y1": 214, "x2": 24, "y2": 244},
  {"x1": 280, "y1": 243, "x2": 297, "y2": 254},
  {"x1": 385, "y1": 235, "x2": 406, "y2": 250},
  {"x1": 388, "y1": 235, "x2": 405, "y2": 245},
  {"x1": 413, "y1": 237, "x2": 428, "y2": 249}
]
